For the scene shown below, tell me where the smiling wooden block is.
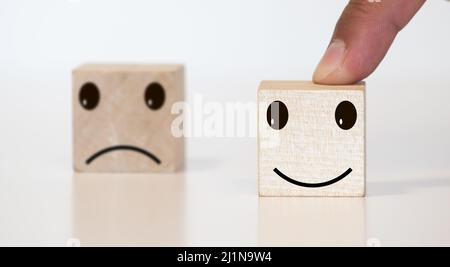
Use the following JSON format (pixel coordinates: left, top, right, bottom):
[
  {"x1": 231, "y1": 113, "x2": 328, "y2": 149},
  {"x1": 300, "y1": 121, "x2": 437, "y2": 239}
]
[
  {"x1": 258, "y1": 81, "x2": 365, "y2": 197},
  {"x1": 73, "y1": 64, "x2": 184, "y2": 173}
]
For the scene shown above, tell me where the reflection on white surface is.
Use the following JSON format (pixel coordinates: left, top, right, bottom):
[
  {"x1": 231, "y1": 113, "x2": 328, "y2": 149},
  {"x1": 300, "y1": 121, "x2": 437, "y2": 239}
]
[
  {"x1": 366, "y1": 172, "x2": 450, "y2": 246},
  {"x1": 258, "y1": 197, "x2": 366, "y2": 246},
  {"x1": 72, "y1": 173, "x2": 185, "y2": 246}
]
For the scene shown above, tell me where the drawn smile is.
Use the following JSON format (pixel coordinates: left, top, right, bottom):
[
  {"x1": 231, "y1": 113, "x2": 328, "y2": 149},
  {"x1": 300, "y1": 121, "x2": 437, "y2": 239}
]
[
  {"x1": 273, "y1": 168, "x2": 352, "y2": 188},
  {"x1": 86, "y1": 145, "x2": 161, "y2": 165}
]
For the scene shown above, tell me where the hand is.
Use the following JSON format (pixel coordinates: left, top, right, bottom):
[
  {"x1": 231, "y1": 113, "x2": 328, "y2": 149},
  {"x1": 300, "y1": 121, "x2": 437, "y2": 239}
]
[{"x1": 313, "y1": 0, "x2": 426, "y2": 85}]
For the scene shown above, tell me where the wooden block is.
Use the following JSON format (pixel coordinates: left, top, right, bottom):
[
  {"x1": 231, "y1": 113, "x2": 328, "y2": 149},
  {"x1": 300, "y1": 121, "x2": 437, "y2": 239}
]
[
  {"x1": 73, "y1": 64, "x2": 184, "y2": 173},
  {"x1": 258, "y1": 81, "x2": 365, "y2": 197}
]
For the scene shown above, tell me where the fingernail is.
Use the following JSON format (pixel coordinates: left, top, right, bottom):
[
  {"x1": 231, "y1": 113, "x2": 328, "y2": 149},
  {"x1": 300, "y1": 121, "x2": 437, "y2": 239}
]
[{"x1": 313, "y1": 39, "x2": 346, "y2": 82}]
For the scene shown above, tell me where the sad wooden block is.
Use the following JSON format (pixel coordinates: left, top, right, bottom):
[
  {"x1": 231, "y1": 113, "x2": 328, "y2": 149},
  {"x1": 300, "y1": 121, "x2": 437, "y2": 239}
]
[
  {"x1": 258, "y1": 81, "x2": 365, "y2": 197},
  {"x1": 73, "y1": 64, "x2": 184, "y2": 173}
]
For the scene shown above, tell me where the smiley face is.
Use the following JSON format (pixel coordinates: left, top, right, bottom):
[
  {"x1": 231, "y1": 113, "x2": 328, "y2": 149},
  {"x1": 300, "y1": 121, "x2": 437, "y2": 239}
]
[
  {"x1": 258, "y1": 81, "x2": 365, "y2": 197},
  {"x1": 266, "y1": 100, "x2": 357, "y2": 188}
]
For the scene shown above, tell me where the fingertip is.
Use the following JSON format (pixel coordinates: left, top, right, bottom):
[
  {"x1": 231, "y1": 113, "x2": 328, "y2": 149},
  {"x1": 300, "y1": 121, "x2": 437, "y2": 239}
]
[
  {"x1": 312, "y1": 39, "x2": 346, "y2": 83},
  {"x1": 313, "y1": 67, "x2": 361, "y2": 85},
  {"x1": 313, "y1": 0, "x2": 425, "y2": 85},
  {"x1": 312, "y1": 39, "x2": 361, "y2": 85}
]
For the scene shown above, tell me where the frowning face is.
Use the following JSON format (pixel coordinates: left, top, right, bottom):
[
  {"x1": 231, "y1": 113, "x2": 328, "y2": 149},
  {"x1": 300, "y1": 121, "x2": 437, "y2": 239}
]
[
  {"x1": 258, "y1": 81, "x2": 365, "y2": 197},
  {"x1": 73, "y1": 64, "x2": 184, "y2": 173},
  {"x1": 78, "y1": 81, "x2": 165, "y2": 166}
]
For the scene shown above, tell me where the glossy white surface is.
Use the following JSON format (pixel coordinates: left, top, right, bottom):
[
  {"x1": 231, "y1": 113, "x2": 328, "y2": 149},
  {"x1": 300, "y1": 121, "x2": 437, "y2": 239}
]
[
  {"x1": 2, "y1": 130, "x2": 450, "y2": 247},
  {"x1": 1, "y1": 0, "x2": 450, "y2": 246}
]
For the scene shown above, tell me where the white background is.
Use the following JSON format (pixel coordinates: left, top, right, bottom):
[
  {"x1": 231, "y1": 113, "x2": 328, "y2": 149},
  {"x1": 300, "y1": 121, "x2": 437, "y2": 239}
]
[{"x1": 1, "y1": 0, "x2": 450, "y2": 246}]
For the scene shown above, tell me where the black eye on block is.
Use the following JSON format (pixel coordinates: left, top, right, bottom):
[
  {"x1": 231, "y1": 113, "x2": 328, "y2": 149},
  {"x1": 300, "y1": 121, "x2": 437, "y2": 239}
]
[
  {"x1": 145, "y1": 82, "x2": 166, "y2": 110},
  {"x1": 335, "y1": 100, "x2": 357, "y2": 130},
  {"x1": 79, "y1": 82, "x2": 100, "y2": 110},
  {"x1": 267, "y1": 101, "x2": 289, "y2": 130}
]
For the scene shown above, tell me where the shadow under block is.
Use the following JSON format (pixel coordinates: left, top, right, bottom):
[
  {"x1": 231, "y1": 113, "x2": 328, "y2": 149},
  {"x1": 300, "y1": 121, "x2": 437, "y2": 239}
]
[
  {"x1": 258, "y1": 81, "x2": 365, "y2": 197},
  {"x1": 73, "y1": 64, "x2": 184, "y2": 173}
]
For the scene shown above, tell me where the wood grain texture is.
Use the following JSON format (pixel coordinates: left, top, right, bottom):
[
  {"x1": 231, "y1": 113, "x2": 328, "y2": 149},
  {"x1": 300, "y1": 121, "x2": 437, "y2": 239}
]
[
  {"x1": 258, "y1": 81, "x2": 365, "y2": 197},
  {"x1": 73, "y1": 64, "x2": 184, "y2": 173}
]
